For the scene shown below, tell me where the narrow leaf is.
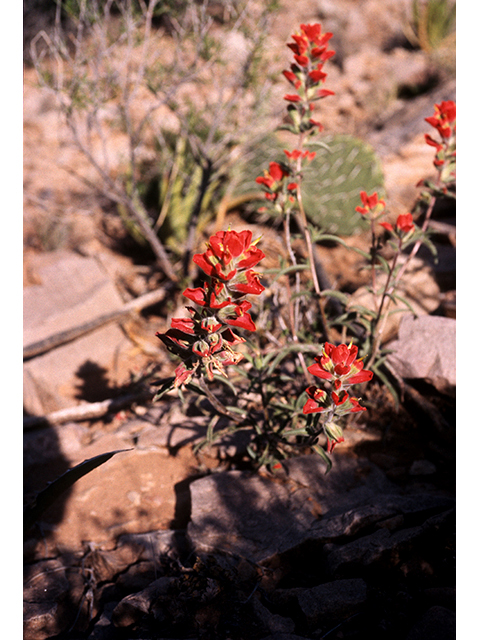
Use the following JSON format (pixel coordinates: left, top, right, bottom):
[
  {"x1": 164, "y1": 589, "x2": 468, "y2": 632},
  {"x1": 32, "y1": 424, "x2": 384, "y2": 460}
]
[{"x1": 24, "y1": 449, "x2": 132, "y2": 533}]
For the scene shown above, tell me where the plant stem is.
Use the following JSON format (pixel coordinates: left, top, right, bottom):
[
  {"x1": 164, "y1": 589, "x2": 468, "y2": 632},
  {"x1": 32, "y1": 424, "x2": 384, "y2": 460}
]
[{"x1": 198, "y1": 377, "x2": 244, "y2": 424}]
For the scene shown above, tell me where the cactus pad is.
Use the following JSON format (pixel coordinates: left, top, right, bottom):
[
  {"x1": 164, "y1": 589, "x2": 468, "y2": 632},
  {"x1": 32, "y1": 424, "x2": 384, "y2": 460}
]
[{"x1": 237, "y1": 133, "x2": 385, "y2": 236}]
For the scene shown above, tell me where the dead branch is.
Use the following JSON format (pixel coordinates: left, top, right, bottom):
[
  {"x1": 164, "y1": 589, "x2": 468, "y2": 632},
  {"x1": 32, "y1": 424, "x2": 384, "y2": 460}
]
[
  {"x1": 23, "y1": 389, "x2": 153, "y2": 431},
  {"x1": 23, "y1": 286, "x2": 168, "y2": 361}
]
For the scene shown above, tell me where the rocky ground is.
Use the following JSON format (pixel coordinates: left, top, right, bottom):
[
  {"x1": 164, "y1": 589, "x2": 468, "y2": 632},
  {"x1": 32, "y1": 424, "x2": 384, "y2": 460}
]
[{"x1": 23, "y1": 1, "x2": 455, "y2": 639}]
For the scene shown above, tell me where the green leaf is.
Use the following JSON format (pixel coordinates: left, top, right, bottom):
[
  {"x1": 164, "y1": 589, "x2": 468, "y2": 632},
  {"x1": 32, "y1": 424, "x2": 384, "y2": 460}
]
[
  {"x1": 312, "y1": 444, "x2": 332, "y2": 474},
  {"x1": 152, "y1": 376, "x2": 175, "y2": 401},
  {"x1": 24, "y1": 449, "x2": 132, "y2": 533}
]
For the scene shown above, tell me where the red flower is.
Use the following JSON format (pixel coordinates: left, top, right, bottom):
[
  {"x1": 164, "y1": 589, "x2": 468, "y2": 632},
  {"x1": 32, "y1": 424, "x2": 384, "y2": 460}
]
[
  {"x1": 396, "y1": 213, "x2": 415, "y2": 234},
  {"x1": 228, "y1": 269, "x2": 265, "y2": 296},
  {"x1": 284, "y1": 93, "x2": 302, "y2": 102},
  {"x1": 425, "y1": 101, "x2": 456, "y2": 140},
  {"x1": 221, "y1": 300, "x2": 257, "y2": 332},
  {"x1": 303, "y1": 385, "x2": 328, "y2": 414},
  {"x1": 355, "y1": 191, "x2": 386, "y2": 217},
  {"x1": 308, "y1": 343, "x2": 373, "y2": 388},
  {"x1": 193, "y1": 229, "x2": 265, "y2": 281},
  {"x1": 380, "y1": 212, "x2": 415, "y2": 236}
]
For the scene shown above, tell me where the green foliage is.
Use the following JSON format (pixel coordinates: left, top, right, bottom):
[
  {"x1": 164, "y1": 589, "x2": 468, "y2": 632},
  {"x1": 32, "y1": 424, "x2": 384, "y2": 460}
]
[{"x1": 407, "y1": 0, "x2": 456, "y2": 52}]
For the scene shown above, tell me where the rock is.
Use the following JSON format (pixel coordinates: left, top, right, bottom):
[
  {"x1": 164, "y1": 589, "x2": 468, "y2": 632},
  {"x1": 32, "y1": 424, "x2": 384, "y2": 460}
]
[
  {"x1": 87, "y1": 602, "x2": 118, "y2": 640},
  {"x1": 28, "y1": 447, "x2": 196, "y2": 553},
  {"x1": 386, "y1": 314, "x2": 456, "y2": 395},
  {"x1": 324, "y1": 507, "x2": 454, "y2": 578},
  {"x1": 405, "y1": 605, "x2": 455, "y2": 640},
  {"x1": 409, "y1": 459, "x2": 437, "y2": 476},
  {"x1": 187, "y1": 455, "x2": 395, "y2": 564},
  {"x1": 187, "y1": 451, "x2": 453, "y2": 565},
  {"x1": 349, "y1": 256, "x2": 441, "y2": 344},
  {"x1": 23, "y1": 559, "x2": 70, "y2": 640},
  {"x1": 252, "y1": 596, "x2": 296, "y2": 635},
  {"x1": 83, "y1": 544, "x2": 144, "y2": 583},
  {"x1": 259, "y1": 635, "x2": 312, "y2": 640},
  {"x1": 296, "y1": 578, "x2": 367, "y2": 626},
  {"x1": 112, "y1": 577, "x2": 176, "y2": 627},
  {"x1": 23, "y1": 250, "x2": 128, "y2": 414},
  {"x1": 117, "y1": 529, "x2": 189, "y2": 563},
  {"x1": 23, "y1": 421, "x2": 89, "y2": 467}
]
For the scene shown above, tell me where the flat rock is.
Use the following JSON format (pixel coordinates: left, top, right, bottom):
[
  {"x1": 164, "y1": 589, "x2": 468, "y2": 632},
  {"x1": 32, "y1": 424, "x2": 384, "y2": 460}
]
[
  {"x1": 24, "y1": 559, "x2": 70, "y2": 640},
  {"x1": 187, "y1": 453, "x2": 453, "y2": 564},
  {"x1": 23, "y1": 250, "x2": 128, "y2": 414},
  {"x1": 296, "y1": 578, "x2": 367, "y2": 626},
  {"x1": 405, "y1": 605, "x2": 455, "y2": 640},
  {"x1": 386, "y1": 314, "x2": 456, "y2": 395}
]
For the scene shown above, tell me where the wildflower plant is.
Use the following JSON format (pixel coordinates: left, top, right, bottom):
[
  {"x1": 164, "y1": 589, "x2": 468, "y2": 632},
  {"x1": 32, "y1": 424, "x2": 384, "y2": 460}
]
[{"x1": 155, "y1": 23, "x2": 456, "y2": 472}]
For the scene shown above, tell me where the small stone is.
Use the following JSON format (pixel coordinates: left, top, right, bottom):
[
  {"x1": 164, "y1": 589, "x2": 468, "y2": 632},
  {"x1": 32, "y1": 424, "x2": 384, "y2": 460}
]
[
  {"x1": 112, "y1": 577, "x2": 175, "y2": 627},
  {"x1": 409, "y1": 459, "x2": 437, "y2": 476},
  {"x1": 387, "y1": 314, "x2": 456, "y2": 395},
  {"x1": 252, "y1": 596, "x2": 296, "y2": 635},
  {"x1": 405, "y1": 605, "x2": 455, "y2": 640},
  {"x1": 297, "y1": 578, "x2": 368, "y2": 626}
]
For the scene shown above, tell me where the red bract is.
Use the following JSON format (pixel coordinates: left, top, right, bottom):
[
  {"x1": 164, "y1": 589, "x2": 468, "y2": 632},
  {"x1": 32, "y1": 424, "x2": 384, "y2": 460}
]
[
  {"x1": 183, "y1": 283, "x2": 230, "y2": 308},
  {"x1": 303, "y1": 385, "x2": 328, "y2": 414},
  {"x1": 425, "y1": 100, "x2": 456, "y2": 140},
  {"x1": 308, "y1": 342, "x2": 373, "y2": 388},
  {"x1": 355, "y1": 191, "x2": 386, "y2": 218},
  {"x1": 221, "y1": 300, "x2": 257, "y2": 332},
  {"x1": 331, "y1": 391, "x2": 367, "y2": 414},
  {"x1": 380, "y1": 212, "x2": 415, "y2": 236},
  {"x1": 228, "y1": 269, "x2": 265, "y2": 296},
  {"x1": 194, "y1": 229, "x2": 265, "y2": 281}
]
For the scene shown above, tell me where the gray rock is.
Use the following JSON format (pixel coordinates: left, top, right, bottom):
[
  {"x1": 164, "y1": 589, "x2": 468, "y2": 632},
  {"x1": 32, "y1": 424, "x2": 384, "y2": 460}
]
[
  {"x1": 87, "y1": 602, "x2": 118, "y2": 640},
  {"x1": 23, "y1": 250, "x2": 127, "y2": 414},
  {"x1": 252, "y1": 596, "x2": 296, "y2": 635},
  {"x1": 24, "y1": 559, "x2": 70, "y2": 640},
  {"x1": 112, "y1": 577, "x2": 176, "y2": 628},
  {"x1": 187, "y1": 452, "x2": 453, "y2": 564},
  {"x1": 324, "y1": 507, "x2": 454, "y2": 577},
  {"x1": 296, "y1": 578, "x2": 367, "y2": 626},
  {"x1": 409, "y1": 459, "x2": 437, "y2": 476},
  {"x1": 117, "y1": 530, "x2": 188, "y2": 562},
  {"x1": 405, "y1": 605, "x2": 455, "y2": 640},
  {"x1": 386, "y1": 314, "x2": 456, "y2": 395}
]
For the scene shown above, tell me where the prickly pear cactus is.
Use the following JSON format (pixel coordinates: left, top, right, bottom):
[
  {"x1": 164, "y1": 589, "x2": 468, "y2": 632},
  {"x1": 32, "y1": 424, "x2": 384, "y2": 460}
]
[{"x1": 237, "y1": 133, "x2": 385, "y2": 236}]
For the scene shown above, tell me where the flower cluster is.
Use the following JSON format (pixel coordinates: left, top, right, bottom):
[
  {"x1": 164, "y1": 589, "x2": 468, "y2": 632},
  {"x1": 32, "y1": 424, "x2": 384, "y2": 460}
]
[
  {"x1": 281, "y1": 23, "x2": 335, "y2": 134},
  {"x1": 355, "y1": 191, "x2": 386, "y2": 219},
  {"x1": 423, "y1": 100, "x2": 456, "y2": 185},
  {"x1": 255, "y1": 161, "x2": 298, "y2": 203},
  {"x1": 380, "y1": 212, "x2": 415, "y2": 237},
  {"x1": 255, "y1": 152, "x2": 317, "y2": 207},
  {"x1": 356, "y1": 190, "x2": 416, "y2": 242},
  {"x1": 157, "y1": 229, "x2": 265, "y2": 387},
  {"x1": 303, "y1": 343, "x2": 373, "y2": 453}
]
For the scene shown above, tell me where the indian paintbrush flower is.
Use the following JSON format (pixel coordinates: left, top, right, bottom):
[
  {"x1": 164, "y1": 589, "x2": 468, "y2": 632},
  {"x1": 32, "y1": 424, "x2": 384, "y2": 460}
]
[
  {"x1": 307, "y1": 342, "x2": 373, "y2": 390},
  {"x1": 157, "y1": 229, "x2": 265, "y2": 387}
]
